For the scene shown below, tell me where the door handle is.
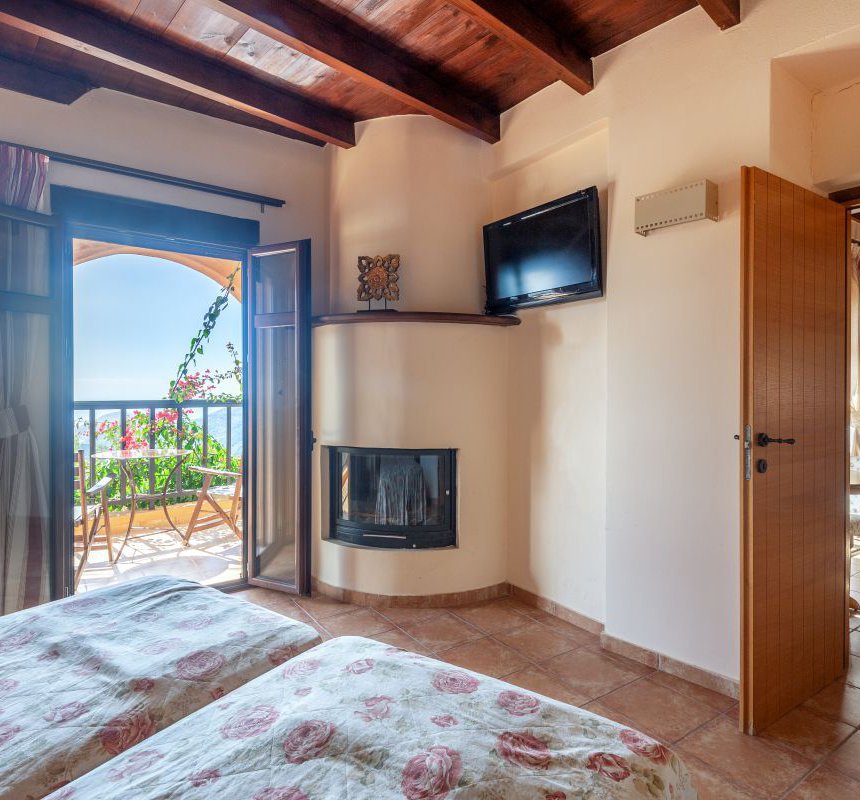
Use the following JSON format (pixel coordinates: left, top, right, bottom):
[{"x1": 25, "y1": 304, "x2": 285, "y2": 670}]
[{"x1": 756, "y1": 433, "x2": 796, "y2": 447}]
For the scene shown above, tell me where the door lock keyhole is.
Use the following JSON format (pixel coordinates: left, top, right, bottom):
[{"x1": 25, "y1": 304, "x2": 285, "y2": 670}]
[{"x1": 756, "y1": 459, "x2": 768, "y2": 474}]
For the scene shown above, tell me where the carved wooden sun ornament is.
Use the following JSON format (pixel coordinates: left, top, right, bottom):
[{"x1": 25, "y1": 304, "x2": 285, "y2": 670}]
[{"x1": 357, "y1": 254, "x2": 400, "y2": 302}]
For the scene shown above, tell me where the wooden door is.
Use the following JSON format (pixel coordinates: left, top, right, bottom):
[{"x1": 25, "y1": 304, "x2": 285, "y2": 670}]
[
  {"x1": 741, "y1": 166, "x2": 850, "y2": 733},
  {"x1": 244, "y1": 240, "x2": 312, "y2": 594}
]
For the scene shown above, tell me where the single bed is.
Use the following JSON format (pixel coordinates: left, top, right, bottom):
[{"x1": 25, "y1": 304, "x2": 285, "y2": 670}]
[
  {"x1": 0, "y1": 576, "x2": 321, "y2": 800},
  {"x1": 46, "y1": 635, "x2": 698, "y2": 800}
]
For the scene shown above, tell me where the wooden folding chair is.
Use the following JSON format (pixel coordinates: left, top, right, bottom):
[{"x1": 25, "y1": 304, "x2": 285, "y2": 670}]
[
  {"x1": 183, "y1": 466, "x2": 242, "y2": 545},
  {"x1": 74, "y1": 450, "x2": 116, "y2": 589}
]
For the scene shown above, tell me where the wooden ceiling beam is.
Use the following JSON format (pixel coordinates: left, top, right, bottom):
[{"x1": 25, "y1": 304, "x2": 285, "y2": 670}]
[
  {"x1": 0, "y1": 53, "x2": 92, "y2": 103},
  {"x1": 697, "y1": 0, "x2": 741, "y2": 30},
  {"x1": 0, "y1": 0, "x2": 355, "y2": 147},
  {"x1": 445, "y1": 0, "x2": 593, "y2": 95},
  {"x1": 202, "y1": 0, "x2": 500, "y2": 143}
]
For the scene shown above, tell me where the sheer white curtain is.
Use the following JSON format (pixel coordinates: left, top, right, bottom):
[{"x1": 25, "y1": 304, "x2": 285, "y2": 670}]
[{"x1": 0, "y1": 144, "x2": 51, "y2": 614}]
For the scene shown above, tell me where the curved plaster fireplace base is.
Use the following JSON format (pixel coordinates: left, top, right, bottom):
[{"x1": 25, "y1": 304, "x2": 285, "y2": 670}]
[{"x1": 311, "y1": 320, "x2": 511, "y2": 599}]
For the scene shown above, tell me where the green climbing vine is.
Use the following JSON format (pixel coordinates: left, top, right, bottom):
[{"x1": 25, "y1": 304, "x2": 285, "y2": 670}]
[{"x1": 169, "y1": 266, "x2": 241, "y2": 402}]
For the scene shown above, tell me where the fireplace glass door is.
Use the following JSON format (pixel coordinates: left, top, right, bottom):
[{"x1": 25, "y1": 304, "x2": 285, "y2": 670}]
[{"x1": 329, "y1": 447, "x2": 455, "y2": 549}]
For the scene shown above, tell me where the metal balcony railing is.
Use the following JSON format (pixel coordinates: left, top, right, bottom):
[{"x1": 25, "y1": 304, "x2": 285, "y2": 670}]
[{"x1": 73, "y1": 399, "x2": 242, "y2": 508}]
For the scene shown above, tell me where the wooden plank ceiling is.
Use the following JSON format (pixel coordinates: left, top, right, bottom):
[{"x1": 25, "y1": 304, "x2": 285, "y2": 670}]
[{"x1": 0, "y1": 0, "x2": 741, "y2": 147}]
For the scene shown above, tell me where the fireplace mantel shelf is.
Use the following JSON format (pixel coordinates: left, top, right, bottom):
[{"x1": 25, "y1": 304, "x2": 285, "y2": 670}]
[{"x1": 312, "y1": 312, "x2": 520, "y2": 327}]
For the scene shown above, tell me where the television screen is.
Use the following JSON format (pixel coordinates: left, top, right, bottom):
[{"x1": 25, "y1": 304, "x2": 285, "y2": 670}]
[{"x1": 483, "y1": 187, "x2": 602, "y2": 313}]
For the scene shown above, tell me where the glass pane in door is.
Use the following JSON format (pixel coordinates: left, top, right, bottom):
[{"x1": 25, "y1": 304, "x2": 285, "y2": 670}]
[
  {"x1": 255, "y1": 250, "x2": 296, "y2": 315},
  {"x1": 247, "y1": 240, "x2": 310, "y2": 593},
  {"x1": 253, "y1": 324, "x2": 297, "y2": 584}
]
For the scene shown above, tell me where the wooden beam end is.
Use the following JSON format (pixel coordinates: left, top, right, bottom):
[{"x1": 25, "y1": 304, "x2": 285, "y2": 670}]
[{"x1": 698, "y1": 0, "x2": 741, "y2": 30}]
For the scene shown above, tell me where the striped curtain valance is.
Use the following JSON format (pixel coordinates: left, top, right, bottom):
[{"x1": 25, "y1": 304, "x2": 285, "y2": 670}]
[{"x1": 0, "y1": 144, "x2": 49, "y2": 211}]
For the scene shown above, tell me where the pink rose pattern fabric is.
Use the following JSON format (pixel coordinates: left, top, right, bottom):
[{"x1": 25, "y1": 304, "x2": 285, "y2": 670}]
[
  {"x1": 46, "y1": 637, "x2": 696, "y2": 800},
  {"x1": 0, "y1": 576, "x2": 320, "y2": 799}
]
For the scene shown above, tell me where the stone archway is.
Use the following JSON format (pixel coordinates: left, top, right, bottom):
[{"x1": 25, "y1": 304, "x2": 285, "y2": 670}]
[{"x1": 72, "y1": 239, "x2": 242, "y2": 300}]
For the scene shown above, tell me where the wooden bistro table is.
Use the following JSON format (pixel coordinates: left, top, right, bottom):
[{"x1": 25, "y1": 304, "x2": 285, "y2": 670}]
[{"x1": 92, "y1": 448, "x2": 192, "y2": 561}]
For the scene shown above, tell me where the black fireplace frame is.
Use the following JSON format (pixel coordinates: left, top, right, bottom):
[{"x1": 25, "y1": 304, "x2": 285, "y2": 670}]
[{"x1": 327, "y1": 446, "x2": 457, "y2": 549}]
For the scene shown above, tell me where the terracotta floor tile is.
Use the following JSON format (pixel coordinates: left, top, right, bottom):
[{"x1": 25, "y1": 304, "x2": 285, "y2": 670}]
[
  {"x1": 677, "y1": 751, "x2": 766, "y2": 800},
  {"x1": 307, "y1": 620, "x2": 331, "y2": 642},
  {"x1": 398, "y1": 611, "x2": 482, "y2": 651},
  {"x1": 544, "y1": 646, "x2": 652, "y2": 701},
  {"x1": 376, "y1": 607, "x2": 444, "y2": 626},
  {"x1": 846, "y1": 655, "x2": 860, "y2": 689},
  {"x1": 321, "y1": 608, "x2": 392, "y2": 637},
  {"x1": 583, "y1": 700, "x2": 658, "y2": 739},
  {"x1": 648, "y1": 671, "x2": 737, "y2": 713},
  {"x1": 495, "y1": 597, "x2": 546, "y2": 617},
  {"x1": 437, "y1": 637, "x2": 528, "y2": 678},
  {"x1": 451, "y1": 602, "x2": 532, "y2": 634},
  {"x1": 599, "y1": 676, "x2": 721, "y2": 743},
  {"x1": 784, "y1": 765, "x2": 860, "y2": 799},
  {"x1": 501, "y1": 666, "x2": 590, "y2": 707},
  {"x1": 530, "y1": 614, "x2": 601, "y2": 646},
  {"x1": 494, "y1": 621, "x2": 587, "y2": 660},
  {"x1": 677, "y1": 715, "x2": 814, "y2": 798},
  {"x1": 235, "y1": 591, "x2": 312, "y2": 622},
  {"x1": 761, "y1": 706, "x2": 854, "y2": 760},
  {"x1": 364, "y1": 628, "x2": 432, "y2": 656},
  {"x1": 803, "y1": 680, "x2": 860, "y2": 726},
  {"x1": 826, "y1": 730, "x2": 860, "y2": 782},
  {"x1": 295, "y1": 594, "x2": 359, "y2": 620}
]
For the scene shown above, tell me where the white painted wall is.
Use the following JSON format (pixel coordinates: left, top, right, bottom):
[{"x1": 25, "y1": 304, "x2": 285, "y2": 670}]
[
  {"x1": 490, "y1": 0, "x2": 860, "y2": 680},
  {"x1": 490, "y1": 128, "x2": 609, "y2": 622},
  {"x1": 329, "y1": 116, "x2": 488, "y2": 314},
  {"x1": 0, "y1": 87, "x2": 331, "y2": 310},
  {"x1": 814, "y1": 81, "x2": 860, "y2": 191}
]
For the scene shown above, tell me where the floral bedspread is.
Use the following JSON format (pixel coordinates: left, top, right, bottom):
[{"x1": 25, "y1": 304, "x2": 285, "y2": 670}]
[
  {"x1": 47, "y1": 635, "x2": 698, "y2": 800},
  {"x1": 0, "y1": 576, "x2": 321, "y2": 800}
]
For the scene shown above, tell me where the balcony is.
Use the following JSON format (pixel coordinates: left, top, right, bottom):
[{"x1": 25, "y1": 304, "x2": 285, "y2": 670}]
[{"x1": 73, "y1": 398, "x2": 243, "y2": 591}]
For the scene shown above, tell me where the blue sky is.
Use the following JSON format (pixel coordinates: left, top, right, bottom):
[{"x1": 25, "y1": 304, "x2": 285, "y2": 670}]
[{"x1": 74, "y1": 254, "x2": 242, "y2": 400}]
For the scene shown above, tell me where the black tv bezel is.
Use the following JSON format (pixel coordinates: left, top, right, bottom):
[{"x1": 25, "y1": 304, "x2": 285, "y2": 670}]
[{"x1": 483, "y1": 186, "x2": 603, "y2": 314}]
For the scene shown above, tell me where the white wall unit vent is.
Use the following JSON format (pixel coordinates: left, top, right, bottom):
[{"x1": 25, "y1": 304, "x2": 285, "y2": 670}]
[{"x1": 634, "y1": 179, "x2": 718, "y2": 236}]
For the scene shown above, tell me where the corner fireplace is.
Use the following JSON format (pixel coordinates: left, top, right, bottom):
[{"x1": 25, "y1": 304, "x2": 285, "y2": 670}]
[{"x1": 327, "y1": 446, "x2": 456, "y2": 549}]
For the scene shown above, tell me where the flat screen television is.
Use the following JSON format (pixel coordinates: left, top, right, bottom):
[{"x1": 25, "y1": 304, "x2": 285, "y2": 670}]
[{"x1": 483, "y1": 186, "x2": 602, "y2": 314}]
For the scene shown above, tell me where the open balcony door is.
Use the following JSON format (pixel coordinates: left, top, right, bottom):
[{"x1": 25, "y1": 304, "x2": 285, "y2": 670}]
[
  {"x1": 245, "y1": 240, "x2": 312, "y2": 594},
  {"x1": 0, "y1": 202, "x2": 70, "y2": 612},
  {"x1": 741, "y1": 166, "x2": 850, "y2": 733}
]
